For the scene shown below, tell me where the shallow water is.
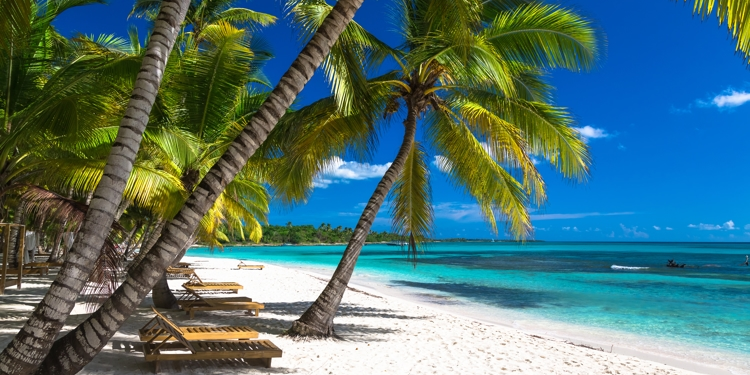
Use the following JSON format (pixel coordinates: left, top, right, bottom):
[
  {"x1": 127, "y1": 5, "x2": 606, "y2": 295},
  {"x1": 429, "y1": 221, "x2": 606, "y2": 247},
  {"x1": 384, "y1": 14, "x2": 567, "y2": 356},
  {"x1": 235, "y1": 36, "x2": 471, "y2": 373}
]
[{"x1": 188, "y1": 242, "x2": 750, "y2": 368}]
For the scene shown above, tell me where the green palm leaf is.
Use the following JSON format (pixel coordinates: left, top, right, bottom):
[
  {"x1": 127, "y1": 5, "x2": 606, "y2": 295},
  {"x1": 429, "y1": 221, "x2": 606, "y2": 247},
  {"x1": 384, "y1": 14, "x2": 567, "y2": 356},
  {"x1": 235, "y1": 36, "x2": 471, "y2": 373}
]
[
  {"x1": 390, "y1": 141, "x2": 433, "y2": 263},
  {"x1": 481, "y1": 2, "x2": 599, "y2": 72}
]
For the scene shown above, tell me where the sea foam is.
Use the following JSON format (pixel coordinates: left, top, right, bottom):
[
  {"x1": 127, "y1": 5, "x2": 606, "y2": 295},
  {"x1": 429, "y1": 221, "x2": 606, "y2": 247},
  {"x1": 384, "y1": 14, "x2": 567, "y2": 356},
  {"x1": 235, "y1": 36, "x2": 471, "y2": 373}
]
[{"x1": 611, "y1": 265, "x2": 649, "y2": 270}]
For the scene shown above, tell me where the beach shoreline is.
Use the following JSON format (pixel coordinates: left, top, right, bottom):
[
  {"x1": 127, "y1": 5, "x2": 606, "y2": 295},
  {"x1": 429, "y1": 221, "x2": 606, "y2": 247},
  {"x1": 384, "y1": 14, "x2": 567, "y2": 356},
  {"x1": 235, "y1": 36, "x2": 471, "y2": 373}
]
[
  {"x1": 239, "y1": 257, "x2": 742, "y2": 375},
  {"x1": 0, "y1": 255, "x2": 741, "y2": 374}
]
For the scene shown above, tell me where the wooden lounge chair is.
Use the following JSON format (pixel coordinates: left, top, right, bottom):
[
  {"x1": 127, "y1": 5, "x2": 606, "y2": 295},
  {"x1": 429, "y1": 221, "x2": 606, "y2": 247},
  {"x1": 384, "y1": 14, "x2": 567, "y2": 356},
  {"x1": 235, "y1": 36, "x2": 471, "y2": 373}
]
[
  {"x1": 142, "y1": 307, "x2": 281, "y2": 373},
  {"x1": 139, "y1": 307, "x2": 259, "y2": 341},
  {"x1": 23, "y1": 262, "x2": 63, "y2": 276},
  {"x1": 177, "y1": 290, "x2": 264, "y2": 319},
  {"x1": 237, "y1": 261, "x2": 264, "y2": 270},
  {"x1": 165, "y1": 266, "x2": 196, "y2": 279},
  {"x1": 182, "y1": 273, "x2": 243, "y2": 294}
]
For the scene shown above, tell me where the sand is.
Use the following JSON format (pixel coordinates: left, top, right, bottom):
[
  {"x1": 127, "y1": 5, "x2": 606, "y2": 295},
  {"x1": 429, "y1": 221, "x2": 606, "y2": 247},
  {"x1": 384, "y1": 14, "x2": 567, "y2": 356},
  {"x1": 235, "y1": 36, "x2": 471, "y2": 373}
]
[{"x1": 0, "y1": 255, "x2": 739, "y2": 375}]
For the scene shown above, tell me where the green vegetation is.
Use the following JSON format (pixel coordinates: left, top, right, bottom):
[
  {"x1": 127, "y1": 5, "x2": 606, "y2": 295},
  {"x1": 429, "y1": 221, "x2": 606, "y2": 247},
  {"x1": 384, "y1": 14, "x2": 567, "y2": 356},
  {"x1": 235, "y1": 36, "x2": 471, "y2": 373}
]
[
  {"x1": 683, "y1": 0, "x2": 750, "y2": 63},
  {"x1": 226, "y1": 223, "x2": 403, "y2": 245}
]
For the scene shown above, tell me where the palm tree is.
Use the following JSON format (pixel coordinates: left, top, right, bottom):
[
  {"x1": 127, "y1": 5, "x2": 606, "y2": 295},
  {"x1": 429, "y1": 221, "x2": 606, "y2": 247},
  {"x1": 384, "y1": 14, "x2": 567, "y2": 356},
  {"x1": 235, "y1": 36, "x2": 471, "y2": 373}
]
[
  {"x1": 32, "y1": 1, "x2": 365, "y2": 373},
  {"x1": 144, "y1": 21, "x2": 274, "y2": 308},
  {"x1": 130, "y1": 0, "x2": 276, "y2": 43},
  {"x1": 0, "y1": 0, "x2": 191, "y2": 373},
  {"x1": 281, "y1": 0, "x2": 599, "y2": 337},
  {"x1": 682, "y1": 0, "x2": 750, "y2": 62}
]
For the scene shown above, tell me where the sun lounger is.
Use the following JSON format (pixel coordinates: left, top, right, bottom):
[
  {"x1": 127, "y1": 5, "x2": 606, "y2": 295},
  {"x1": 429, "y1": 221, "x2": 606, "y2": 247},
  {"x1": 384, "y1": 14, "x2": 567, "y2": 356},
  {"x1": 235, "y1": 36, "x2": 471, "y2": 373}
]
[
  {"x1": 177, "y1": 290, "x2": 264, "y2": 319},
  {"x1": 23, "y1": 262, "x2": 63, "y2": 275},
  {"x1": 141, "y1": 307, "x2": 281, "y2": 373},
  {"x1": 182, "y1": 273, "x2": 243, "y2": 294},
  {"x1": 237, "y1": 261, "x2": 264, "y2": 270},
  {"x1": 165, "y1": 266, "x2": 196, "y2": 278},
  {"x1": 139, "y1": 307, "x2": 259, "y2": 341}
]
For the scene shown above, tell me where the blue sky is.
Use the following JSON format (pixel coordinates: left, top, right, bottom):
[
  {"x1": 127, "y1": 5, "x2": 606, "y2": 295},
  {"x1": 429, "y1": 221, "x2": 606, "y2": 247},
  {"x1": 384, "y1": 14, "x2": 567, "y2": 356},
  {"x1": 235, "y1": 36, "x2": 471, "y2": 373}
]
[{"x1": 54, "y1": 1, "x2": 750, "y2": 241}]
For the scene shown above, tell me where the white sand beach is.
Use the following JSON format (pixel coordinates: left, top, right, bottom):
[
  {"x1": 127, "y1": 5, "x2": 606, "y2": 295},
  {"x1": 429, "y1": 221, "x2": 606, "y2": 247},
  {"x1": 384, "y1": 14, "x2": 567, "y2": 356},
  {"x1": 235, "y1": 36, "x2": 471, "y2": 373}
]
[{"x1": 0, "y1": 256, "x2": 737, "y2": 375}]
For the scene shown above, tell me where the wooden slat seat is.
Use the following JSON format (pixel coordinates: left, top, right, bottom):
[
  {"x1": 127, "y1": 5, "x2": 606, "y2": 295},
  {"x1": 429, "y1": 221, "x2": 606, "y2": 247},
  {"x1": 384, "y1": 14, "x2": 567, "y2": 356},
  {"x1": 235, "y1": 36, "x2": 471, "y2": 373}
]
[
  {"x1": 182, "y1": 273, "x2": 243, "y2": 293},
  {"x1": 177, "y1": 291, "x2": 264, "y2": 319},
  {"x1": 5, "y1": 267, "x2": 45, "y2": 276},
  {"x1": 165, "y1": 266, "x2": 196, "y2": 279},
  {"x1": 23, "y1": 262, "x2": 61, "y2": 275},
  {"x1": 139, "y1": 318, "x2": 258, "y2": 341},
  {"x1": 237, "y1": 261, "x2": 264, "y2": 270},
  {"x1": 141, "y1": 307, "x2": 280, "y2": 373}
]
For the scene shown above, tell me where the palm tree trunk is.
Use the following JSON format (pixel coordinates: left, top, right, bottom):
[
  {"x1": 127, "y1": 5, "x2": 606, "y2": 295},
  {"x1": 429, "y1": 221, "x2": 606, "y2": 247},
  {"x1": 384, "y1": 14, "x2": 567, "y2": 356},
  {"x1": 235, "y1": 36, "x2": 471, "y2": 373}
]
[
  {"x1": 113, "y1": 199, "x2": 131, "y2": 221},
  {"x1": 33, "y1": 2, "x2": 364, "y2": 373},
  {"x1": 151, "y1": 237, "x2": 192, "y2": 309},
  {"x1": 120, "y1": 220, "x2": 142, "y2": 263},
  {"x1": 129, "y1": 218, "x2": 165, "y2": 269},
  {"x1": 7, "y1": 207, "x2": 24, "y2": 268},
  {"x1": 0, "y1": 2, "x2": 190, "y2": 374},
  {"x1": 287, "y1": 106, "x2": 418, "y2": 337}
]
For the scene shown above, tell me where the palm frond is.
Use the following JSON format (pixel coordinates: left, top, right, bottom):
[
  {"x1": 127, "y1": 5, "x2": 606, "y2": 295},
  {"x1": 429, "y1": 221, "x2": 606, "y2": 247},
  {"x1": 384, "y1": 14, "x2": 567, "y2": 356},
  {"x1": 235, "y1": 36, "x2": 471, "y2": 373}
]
[
  {"x1": 389, "y1": 141, "x2": 433, "y2": 264},
  {"x1": 18, "y1": 185, "x2": 124, "y2": 311},
  {"x1": 175, "y1": 21, "x2": 258, "y2": 141},
  {"x1": 482, "y1": 3, "x2": 599, "y2": 72},
  {"x1": 686, "y1": 0, "x2": 750, "y2": 63},
  {"x1": 426, "y1": 108, "x2": 532, "y2": 239},
  {"x1": 288, "y1": 0, "x2": 398, "y2": 115},
  {"x1": 215, "y1": 8, "x2": 277, "y2": 30}
]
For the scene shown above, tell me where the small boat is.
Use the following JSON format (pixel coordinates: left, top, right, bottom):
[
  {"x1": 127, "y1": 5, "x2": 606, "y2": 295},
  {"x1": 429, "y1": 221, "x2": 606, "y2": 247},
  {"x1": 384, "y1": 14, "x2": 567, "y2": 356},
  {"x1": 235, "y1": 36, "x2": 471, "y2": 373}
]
[{"x1": 666, "y1": 259, "x2": 685, "y2": 268}]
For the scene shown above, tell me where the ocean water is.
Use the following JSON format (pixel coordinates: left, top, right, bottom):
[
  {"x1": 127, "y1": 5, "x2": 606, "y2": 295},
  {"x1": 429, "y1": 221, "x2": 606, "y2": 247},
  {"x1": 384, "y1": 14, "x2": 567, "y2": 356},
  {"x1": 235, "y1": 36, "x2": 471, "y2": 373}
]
[{"x1": 188, "y1": 242, "x2": 750, "y2": 369}]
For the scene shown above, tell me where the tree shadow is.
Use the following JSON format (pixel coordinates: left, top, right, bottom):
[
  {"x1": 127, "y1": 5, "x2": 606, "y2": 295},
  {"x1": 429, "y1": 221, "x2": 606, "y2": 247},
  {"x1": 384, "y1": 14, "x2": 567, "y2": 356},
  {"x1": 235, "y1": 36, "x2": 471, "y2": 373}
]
[
  {"x1": 263, "y1": 301, "x2": 431, "y2": 321},
  {"x1": 390, "y1": 280, "x2": 554, "y2": 309},
  {"x1": 94, "y1": 348, "x2": 296, "y2": 374}
]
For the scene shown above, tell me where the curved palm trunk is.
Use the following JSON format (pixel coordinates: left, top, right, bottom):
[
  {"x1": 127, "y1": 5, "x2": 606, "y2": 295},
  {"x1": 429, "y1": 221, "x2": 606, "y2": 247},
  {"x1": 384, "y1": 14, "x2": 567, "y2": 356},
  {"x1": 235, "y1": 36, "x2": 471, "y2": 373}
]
[
  {"x1": 151, "y1": 239, "x2": 191, "y2": 309},
  {"x1": 7, "y1": 207, "x2": 24, "y2": 268},
  {"x1": 129, "y1": 218, "x2": 165, "y2": 269},
  {"x1": 33, "y1": 2, "x2": 364, "y2": 374},
  {"x1": 288, "y1": 108, "x2": 418, "y2": 337},
  {"x1": 0, "y1": 2, "x2": 190, "y2": 374}
]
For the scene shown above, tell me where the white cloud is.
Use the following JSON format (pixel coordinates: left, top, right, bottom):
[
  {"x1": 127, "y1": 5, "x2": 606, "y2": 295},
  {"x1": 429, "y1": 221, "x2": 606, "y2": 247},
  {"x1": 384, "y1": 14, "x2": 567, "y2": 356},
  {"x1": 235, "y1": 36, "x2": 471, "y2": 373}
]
[
  {"x1": 607, "y1": 231, "x2": 615, "y2": 238},
  {"x1": 574, "y1": 126, "x2": 610, "y2": 142},
  {"x1": 712, "y1": 90, "x2": 750, "y2": 108},
  {"x1": 314, "y1": 157, "x2": 391, "y2": 188},
  {"x1": 562, "y1": 227, "x2": 571, "y2": 231},
  {"x1": 573, "y1": 226, "x2": 579, "y2": 232},
  {"x1": 531, "y1": 211, "x2": 634, "y2": 220},
  {"x1": 653, "y1": 226, "x2": 661, "y2": 231},
  {"x1": 617, "y1": 144, "x2": 626, "y2": 150},
  {"x1": 688, "y1": 220, "x2": 737, "y2": 231},
  {"x1": 432, "y1": 155, "x2": 450, "y2": 173},
  {"x1": 745, "y1": 224, "x2": 750, "y2": 230},
  {"x1": 666, "y1": 227, "x2": 673, "y2": 231},
  {"x1": 620, "y1": 223, "x2": 649, "y2": 239},
  {"x1": 433, "y1": 203, "x2": 484, "y2": 222}
]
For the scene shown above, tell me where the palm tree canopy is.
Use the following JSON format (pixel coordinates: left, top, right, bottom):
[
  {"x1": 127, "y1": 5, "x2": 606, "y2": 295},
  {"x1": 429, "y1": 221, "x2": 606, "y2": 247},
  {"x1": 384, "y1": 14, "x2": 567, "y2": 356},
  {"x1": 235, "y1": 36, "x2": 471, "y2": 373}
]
[
  {"x1": 686, "y1": 0, "x2": 750, "y2": 63},
  {"x1": 276, "y1": 0, "x2": 600, "y2": 259}
]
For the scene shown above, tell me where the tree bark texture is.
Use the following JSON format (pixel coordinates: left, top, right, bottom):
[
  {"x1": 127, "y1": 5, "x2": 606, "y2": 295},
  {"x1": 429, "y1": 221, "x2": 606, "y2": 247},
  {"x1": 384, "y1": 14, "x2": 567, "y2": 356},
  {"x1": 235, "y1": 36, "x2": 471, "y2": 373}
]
[
  {"x1": 7, "y1": 208, "x2": 23, "y2": 268},
  {"x1": 0, "y1": 2, "x2": 190, "y2": 374},
  {"x1": 288, "y1": 107, "x2": 418, "y2": 337},
  {"x1": 33, "y1": 1, "x2": 364, "y2": 374},
  {"x1": 128, "y1": 218, "x2": 164, "y2": 270},
  {"x1": 151, "y1": 238, "x2": 191, "y2": 309}
]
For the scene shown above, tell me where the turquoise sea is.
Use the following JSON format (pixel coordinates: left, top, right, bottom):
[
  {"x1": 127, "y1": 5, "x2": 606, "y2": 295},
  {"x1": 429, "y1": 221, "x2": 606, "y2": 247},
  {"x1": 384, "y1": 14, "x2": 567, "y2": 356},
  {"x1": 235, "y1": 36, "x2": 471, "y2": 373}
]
[{"x1": 188, "y1": 242, "x2": 750, "y2": 370}]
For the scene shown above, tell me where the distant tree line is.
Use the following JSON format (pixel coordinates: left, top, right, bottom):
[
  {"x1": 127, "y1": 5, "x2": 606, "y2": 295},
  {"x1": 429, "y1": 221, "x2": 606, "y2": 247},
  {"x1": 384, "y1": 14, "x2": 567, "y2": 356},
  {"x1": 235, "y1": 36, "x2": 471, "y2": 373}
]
[{"x1": 226, "y1": 223, "x2": 404, "y2": 244}]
